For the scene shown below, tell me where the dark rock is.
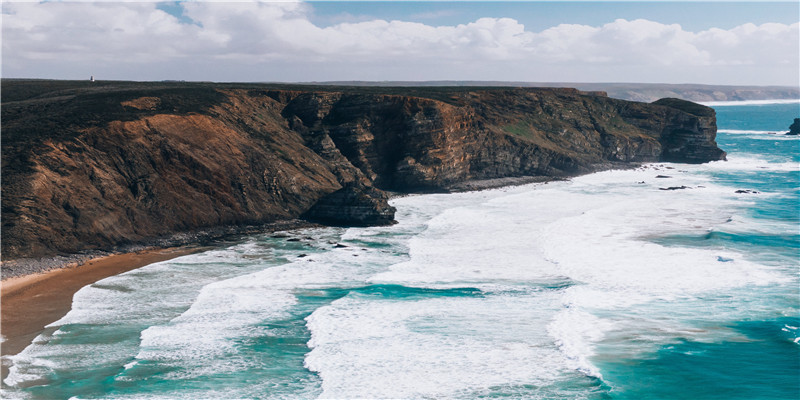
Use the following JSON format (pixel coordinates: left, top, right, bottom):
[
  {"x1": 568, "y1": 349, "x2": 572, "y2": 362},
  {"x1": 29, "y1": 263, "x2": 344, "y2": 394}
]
[
  {"x1": 788, "y1": 118, "x2": 800, "y2": 135},
  {"x1": 297, "y1": 254, "x2": 307, "y2": 258},
  {"x1": 655, "y1": 175, "x2": 672, "y2": 178},
  {"x1": 302, "y1": 182, "x2": 396, "y2": 227},
  {"x1": 286, "y1": 238, "x2": 301, "y2": 242},
  {"x1": 650, "y1": 98, "x2": 727, "y2": 163},
  {"x1": 735, "y1": 189, "x2": 760, "y2": 194},
  {"x1": 659, "y1": 186, "x2": 690, "y2": 190},
  {"x1": 334, "y1": 243, "x2": 348, "y2": 248}
]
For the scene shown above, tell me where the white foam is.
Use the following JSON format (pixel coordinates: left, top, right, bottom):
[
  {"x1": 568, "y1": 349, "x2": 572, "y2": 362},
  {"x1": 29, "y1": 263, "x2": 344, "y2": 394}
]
[
  {"x1": 717, "y1": 129, "x2": 800, "y2": 141},
  {"x1": 701, "y1": 99, "x2": 800, "y2": 106},
  {"x1": 0, "y1": 388, "x2": 27, "y2": 400},
  {"x1": 124, "y1": 222, "x2": 417, "y2": 382},
  {"x1": 4, "y1": 234, "x2": 351, "y2": 389},
  {"x1": 547, "y1": 307, "x2": 613, "y2": 378},
  {"x1": 305, "y1": 292, "x2": 570, "y2": 399},
  {"x1": 5, "y1": 154, "x2": 795, "y2": 397},
  {"x1": 369, "y1": 204, "x2": 560, "y2": 288},
  {"x1": 719, "y1": 129, "x2": 787, "y2": 135},
  {"x1": 355, "y1": 164, "x2": 789, "y2": 386},
  {"x1": 133, "y1": 283, "x2": 297, "y2": 378},
  {"x1": 700, "y1": 155, "x2": 799, "y2": 173}
]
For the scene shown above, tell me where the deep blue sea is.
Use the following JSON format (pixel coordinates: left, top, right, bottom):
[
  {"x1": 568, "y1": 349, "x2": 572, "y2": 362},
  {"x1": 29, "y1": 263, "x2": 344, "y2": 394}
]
[{"x1": 3, "y1": 100, "x2": 799, "y2": 399}]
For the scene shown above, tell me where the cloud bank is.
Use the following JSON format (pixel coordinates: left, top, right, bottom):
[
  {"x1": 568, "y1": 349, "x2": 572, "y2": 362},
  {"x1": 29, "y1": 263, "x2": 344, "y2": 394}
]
[{"x1": 2, "y1": 2, "x2": 797, "y2": 85}]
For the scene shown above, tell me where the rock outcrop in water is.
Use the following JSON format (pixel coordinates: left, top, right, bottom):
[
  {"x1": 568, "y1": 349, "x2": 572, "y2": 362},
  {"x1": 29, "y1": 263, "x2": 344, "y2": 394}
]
[
  {"x1": 1, "y1": 80, "x2": 726, "y2": 260},
  {"x1": 787, "y1": 118, "x2": 800, "y2": 135},
  {"x1": 303, "y1": 182, "x2": 396, "y2": 226}
]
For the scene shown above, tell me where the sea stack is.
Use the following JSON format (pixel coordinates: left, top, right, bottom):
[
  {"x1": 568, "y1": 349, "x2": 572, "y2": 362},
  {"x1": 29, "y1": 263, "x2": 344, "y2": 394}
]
[{"x1": 787, "y1": 118, "x2": 800, "y2": 135}]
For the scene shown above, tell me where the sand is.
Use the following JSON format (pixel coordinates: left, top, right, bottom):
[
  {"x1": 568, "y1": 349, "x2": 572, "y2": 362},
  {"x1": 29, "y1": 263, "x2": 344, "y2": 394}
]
[{"x1": 1, "y1": 246, "x2": 203, "y2": 381}]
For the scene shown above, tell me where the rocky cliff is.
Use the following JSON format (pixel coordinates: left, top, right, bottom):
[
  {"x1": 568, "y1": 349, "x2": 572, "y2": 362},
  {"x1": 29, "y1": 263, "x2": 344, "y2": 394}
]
[{"x1": 1, "y1": 81, "x2": 725, "y2": 260}]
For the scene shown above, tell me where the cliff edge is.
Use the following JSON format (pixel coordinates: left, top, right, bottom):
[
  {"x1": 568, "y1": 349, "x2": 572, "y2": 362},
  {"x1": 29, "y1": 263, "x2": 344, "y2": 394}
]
[{"x1": 1, "y1": 81, "x2": 725, "y2": 261}]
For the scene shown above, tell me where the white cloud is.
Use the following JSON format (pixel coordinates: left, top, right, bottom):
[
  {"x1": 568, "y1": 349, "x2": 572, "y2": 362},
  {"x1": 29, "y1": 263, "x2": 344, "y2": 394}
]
[{"x1": 2, "y1": 2, "x2": 797, "y2": 85}]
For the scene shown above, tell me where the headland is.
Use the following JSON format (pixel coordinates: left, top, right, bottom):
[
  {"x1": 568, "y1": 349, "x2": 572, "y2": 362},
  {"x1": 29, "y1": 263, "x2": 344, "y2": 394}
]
[{"x1": 1, "y1": 80, "x2": 728, "y2": 361}]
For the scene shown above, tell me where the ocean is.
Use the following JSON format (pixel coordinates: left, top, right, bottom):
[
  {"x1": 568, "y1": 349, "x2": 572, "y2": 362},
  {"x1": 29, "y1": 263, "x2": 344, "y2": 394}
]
[{"x1": 3, "y1": 101, "x2": 799, "y2": 399}]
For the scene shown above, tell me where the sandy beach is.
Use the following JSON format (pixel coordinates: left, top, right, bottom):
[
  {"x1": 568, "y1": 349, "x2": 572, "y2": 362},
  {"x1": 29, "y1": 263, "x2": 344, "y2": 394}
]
[{"x1": 1, "y1": 246, "x2": 203, "y2": 381}]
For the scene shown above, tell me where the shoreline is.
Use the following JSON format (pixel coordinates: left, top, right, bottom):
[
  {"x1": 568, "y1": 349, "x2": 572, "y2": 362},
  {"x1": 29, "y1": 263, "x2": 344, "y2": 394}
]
[
  {"x1": 0, "y1": 246, "x2": 205, "y2": 382},
  {"x1": 1, "y1": 219, "x2": 322, "y2": 280},
  {"x1": 0, "y1": 172, "x2": 628, "y2": 382},
  {"x1": 0, "y1": 219, "x2": 323, "y2": 385}
]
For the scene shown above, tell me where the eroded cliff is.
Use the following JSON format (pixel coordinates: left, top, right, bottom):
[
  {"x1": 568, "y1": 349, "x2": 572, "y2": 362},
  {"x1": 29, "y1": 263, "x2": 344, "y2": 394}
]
[{"x1": 1, "y1": 81, "x2": 725, "y2": 260}]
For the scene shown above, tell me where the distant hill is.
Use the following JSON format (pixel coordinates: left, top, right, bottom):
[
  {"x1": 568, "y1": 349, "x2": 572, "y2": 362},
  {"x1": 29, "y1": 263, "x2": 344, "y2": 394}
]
[{"x1": 306, "y1": 81, "x2": 800, "y2": 103}]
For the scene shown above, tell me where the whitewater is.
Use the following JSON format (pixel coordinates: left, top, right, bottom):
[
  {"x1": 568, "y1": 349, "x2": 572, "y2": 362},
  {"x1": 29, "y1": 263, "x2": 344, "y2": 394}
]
[{"x1": 3, "y1": 101, "x2": 798, "y2": 399}]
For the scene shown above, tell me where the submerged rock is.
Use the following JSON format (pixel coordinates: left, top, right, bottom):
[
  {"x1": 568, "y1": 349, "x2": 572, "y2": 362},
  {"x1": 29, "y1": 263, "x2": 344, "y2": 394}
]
[{"x1": 659, "y1": 186, "x2": 690, "y2": 191}]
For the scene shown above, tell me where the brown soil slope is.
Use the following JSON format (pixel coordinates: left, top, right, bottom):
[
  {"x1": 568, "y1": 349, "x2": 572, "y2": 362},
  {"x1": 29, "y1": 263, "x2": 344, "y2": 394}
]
[{"x1": 1, "y1": 81, "x2": 726, "y2": 261}]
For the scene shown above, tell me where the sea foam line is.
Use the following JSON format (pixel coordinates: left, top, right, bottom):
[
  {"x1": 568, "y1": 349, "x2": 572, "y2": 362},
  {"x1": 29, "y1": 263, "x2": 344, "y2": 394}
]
[{"x1": 718, "y1": 129, "x2": 788, "y2": 135}]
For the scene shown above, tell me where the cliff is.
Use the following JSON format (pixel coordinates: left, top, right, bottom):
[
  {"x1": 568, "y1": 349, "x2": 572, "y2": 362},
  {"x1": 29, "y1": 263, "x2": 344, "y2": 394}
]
[{"x1": 1, "y1": 81, "x2": 725, "y2": 261}]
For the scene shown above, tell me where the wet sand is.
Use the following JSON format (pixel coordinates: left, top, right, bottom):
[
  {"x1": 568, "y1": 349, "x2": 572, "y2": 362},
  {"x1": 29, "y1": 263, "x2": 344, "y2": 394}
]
[{"x1": 1, "y1": 247, "x2": 203, "y2": 381}]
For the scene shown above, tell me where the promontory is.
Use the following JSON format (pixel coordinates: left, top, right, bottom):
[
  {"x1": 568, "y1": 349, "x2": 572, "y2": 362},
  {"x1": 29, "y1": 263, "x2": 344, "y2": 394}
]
[{"x1": 1, "y1": 80, "x2": 726, "y2": 266}]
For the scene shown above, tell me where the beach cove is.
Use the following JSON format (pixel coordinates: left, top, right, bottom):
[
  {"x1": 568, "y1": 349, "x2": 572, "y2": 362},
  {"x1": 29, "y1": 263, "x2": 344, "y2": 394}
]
[{"x1": 2, "y1": 101, "x2": 798, "y2": 399}]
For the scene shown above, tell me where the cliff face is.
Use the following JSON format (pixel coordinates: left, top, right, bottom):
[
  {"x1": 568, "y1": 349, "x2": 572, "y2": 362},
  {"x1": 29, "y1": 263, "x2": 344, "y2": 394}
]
[{"x1": 1, "y1": 82, "x2": 725, "y2": 260}]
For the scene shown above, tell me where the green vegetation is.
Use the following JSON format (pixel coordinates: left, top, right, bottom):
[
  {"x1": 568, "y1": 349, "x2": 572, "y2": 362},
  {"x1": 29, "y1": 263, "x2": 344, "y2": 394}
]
[{"x1": 502, "y1": 120, "x2": 535, "y2": 138}]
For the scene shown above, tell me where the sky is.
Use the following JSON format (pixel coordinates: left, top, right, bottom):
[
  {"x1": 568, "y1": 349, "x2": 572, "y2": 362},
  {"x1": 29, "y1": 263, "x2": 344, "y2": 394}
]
[{"x1": 2, "y1": 1, "x2": 798, "y2": 86}]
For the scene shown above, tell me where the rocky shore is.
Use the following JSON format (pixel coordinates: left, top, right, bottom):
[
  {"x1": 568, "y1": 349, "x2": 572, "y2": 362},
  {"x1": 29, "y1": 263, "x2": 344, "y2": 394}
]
[
  {"x1": 2, "y1": 80, "x2": 726, "y2": 274},
  {"x1": 1, "y1": 219, "x2": 320, "y2": 279}
]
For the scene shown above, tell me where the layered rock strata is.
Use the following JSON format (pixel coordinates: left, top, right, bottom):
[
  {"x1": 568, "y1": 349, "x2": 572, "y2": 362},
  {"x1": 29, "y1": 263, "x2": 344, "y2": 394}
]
[{"x1": 1, "y1": 82, "x2": 726, "y2": 260}]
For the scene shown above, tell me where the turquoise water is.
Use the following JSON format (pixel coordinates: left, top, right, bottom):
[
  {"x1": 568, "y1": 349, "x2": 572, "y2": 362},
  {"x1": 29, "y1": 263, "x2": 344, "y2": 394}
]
[
  {"x1": 2, "y1": 101, "x2": 798, "y2": 399},
  {"x1": 598, "y1": 101, "x2": 800, "y2": 400}
]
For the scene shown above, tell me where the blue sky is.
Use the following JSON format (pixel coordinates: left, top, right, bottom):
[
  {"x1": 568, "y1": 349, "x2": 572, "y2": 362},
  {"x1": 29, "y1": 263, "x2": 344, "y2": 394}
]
[
  {"x1": 305, "y1": 2, "x2": 799, "y2": 31},
  {"x1": 3, "y1": 1, "x2": 799, "y2": 85}
]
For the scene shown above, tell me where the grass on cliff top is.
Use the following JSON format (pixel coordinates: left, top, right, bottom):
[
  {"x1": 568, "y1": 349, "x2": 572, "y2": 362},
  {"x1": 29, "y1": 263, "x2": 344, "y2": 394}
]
[
  {"x1": 1, "y1": 84, "x2": 228, "y2": 146},
  {"x1": 1, "y1": 79, "x2": 577, "y2": 105}
]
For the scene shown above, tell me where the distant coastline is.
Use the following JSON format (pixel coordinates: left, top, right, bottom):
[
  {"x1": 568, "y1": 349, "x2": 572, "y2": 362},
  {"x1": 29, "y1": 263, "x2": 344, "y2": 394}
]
[
  {"x1": 303, "y1": 81, "x2": 800, "y2": 103},
  {"x1": 698, "y1": 99, "x2": 800, "y2": 106},
  {"x1": 3, "y1": 78, "x2": 797, "y2": 104}
]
